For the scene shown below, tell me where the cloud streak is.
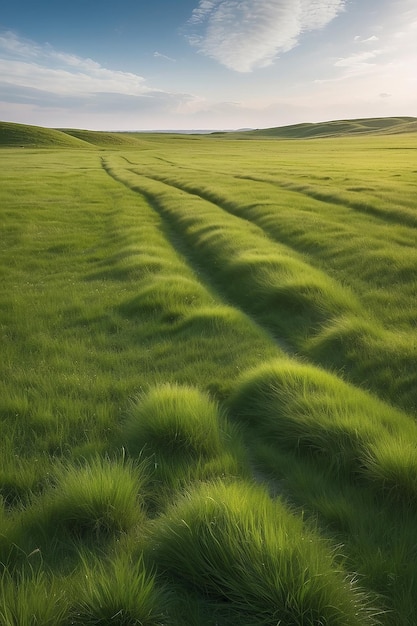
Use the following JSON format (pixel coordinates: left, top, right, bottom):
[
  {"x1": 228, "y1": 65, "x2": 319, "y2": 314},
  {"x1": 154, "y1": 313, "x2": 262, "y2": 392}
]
[
  {"x1": 187, "y1": 0, "x2": 346, "y2": 72},
  {"x1": 0, "y1": 31, "x2": 151, "y2": 97},
  {"x1": 0, "y1": 31, "x2": 207, "y2": 128},
  {"x1": 154, "y1": 51, "x2": 176, "y2": 62},
  {"x1": 333, "y1": 49, "x2": 383, "y2": 76}
]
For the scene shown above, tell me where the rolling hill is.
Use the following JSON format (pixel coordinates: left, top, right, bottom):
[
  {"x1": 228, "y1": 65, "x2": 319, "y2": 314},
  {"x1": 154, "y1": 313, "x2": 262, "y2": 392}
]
[
  {"x1": 1, "y1": 116, "x2": 416, "y2": 148},
  {"x1": 59, "y1": 128, "x2": 145, "y2": 147},
  {"x1": 0, "y1": 121, "x2": 91, "y2": 148},
  {"x1": 239, "y1": 116, "x2": 417, "y2": 139}
]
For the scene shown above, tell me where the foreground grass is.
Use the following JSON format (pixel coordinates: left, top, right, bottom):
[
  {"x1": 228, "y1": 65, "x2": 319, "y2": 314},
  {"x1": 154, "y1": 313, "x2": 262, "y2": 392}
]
[
  {"x1": 1, "y1": 131, "x2": 417, "y2": 624},
  {"x1": 149, "y1": 480, "x2": 380, "y2": 625},
  {"x1": 102, "y1": 134, "x2": 417, "y2": 412}
]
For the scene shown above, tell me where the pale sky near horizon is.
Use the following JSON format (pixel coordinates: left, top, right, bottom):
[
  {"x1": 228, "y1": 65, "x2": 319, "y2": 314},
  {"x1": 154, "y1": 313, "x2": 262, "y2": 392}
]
[{"x1": 1, "y1": 0, "x2": 416, "y2": 130}]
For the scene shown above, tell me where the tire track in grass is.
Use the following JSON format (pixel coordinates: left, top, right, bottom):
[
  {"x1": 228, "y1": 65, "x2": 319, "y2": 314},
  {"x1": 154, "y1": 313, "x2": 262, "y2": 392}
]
[
  {"x1": 117, "y1": 158, "x2": 417, "y2": 413},
  {"x1": 121, "y1": 162, "x2": 417, "y2": 307},
  {"x1": 127, "y1": 163, "x2": 417, "y2": 258},
  {"x1": 102, "y1": 157, "x2": 417, "y2": 413},
  {"x1": 102, "y1": 158, "x2": 417, "y2": 623},
  {"x1": 121, "y1": 152, "x2": 417, "y2": 232},
  {"x1": 101, "y1": 157, "x2": 362, "y2": 353},
  {"x1": 95, "y1": 158, "x2": 289, "y2": 392},
  {"x1": 102, "y1": 157, "x2": 296, "y2": 358},
  {"x1": 236, "y1": 173, "x2": 417, "y2": 229},
  {"x1": 138, "y1": 165, "x2": 417, "y2": 331}
]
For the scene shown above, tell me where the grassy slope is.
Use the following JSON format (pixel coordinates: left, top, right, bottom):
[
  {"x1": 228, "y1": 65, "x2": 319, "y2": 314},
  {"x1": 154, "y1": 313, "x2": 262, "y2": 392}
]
[
  {"x1": 59, "y1": 128, "x2": 146, "y2": 147},
  {"x1": 2, "y1": 116, "x2": 417, "y2": 148},
  {"x1": 230, "y1": 116, "x2": 417, "y2": 138},
  {"x1": 0, "y1": 121, "x2": 91, "y2": 148},
  {"x1": 1, "y1": 124, "x2": 417, "y2": 625},
  {"x1": 104, "y1": 131, "x2": 417, "y2": 412}
]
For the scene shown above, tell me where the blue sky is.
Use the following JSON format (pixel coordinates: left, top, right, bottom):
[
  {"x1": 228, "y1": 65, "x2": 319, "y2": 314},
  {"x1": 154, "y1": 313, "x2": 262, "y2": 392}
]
[{"x1": 1, "y1": 0, "x2": 416, "y2": 130}]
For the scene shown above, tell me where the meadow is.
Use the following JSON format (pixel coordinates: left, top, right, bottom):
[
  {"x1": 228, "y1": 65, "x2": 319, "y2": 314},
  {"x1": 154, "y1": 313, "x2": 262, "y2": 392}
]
[{"x1": 0, "y1": 118, "x2": 416, "y2": 625}]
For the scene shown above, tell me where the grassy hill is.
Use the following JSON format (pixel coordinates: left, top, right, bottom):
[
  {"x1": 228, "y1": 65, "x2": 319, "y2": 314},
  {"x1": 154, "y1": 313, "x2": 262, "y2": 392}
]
[
  {"x1": 1, "y1": 129, "x2": 417, "y2": 624},
  {"x1": 0, "y1": 121, "x2": 91, "y2": 148},
  {"x1": 59, "y1": 128, "x2": 145, "y2": 147},
  {"x1": 2, "y1": 116, "x2": 417, "y2": 147},
  {"x1": 238, "y1": 116, "x2": 417, "y2": 139},
  {"x1": 0, "y1": 121, "x2": 148, "y2": 148}
]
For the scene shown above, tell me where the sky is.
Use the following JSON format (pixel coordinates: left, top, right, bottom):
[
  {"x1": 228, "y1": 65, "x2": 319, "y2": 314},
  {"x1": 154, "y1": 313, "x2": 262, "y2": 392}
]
[{"x1": 1, "y1": 0, "x2": 416, "y2": 130}]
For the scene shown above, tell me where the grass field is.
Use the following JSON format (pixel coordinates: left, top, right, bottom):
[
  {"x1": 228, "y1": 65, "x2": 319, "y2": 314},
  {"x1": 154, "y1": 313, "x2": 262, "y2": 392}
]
[{"x1": 1, "y1": 118, "x2": 416, "y2": 624}]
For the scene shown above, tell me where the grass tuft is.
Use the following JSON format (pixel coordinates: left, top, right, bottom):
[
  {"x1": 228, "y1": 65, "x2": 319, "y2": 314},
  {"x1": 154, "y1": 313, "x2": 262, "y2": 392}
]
[
  {"x1": 121, "y1": 384, "x2": 249, "y2": 501},
  {"x1": 149, "y1": 480, "x2": 380, "y2": 625},
  {"x1": 362, "y1": 437, "x2": 417, "y2": 504},
  {"x1": 228, "y1": 359, "x2": 417, "y2": 494},
  {"x1": 0, "y1": 567, "x2": 70, "y2": 625},
  {"x1": 71, "y1": 551, "x2": 168, "y2": 625},
  {"x1": 34, "y1": 456, "x2": 148, "y2": 541},
  {"x1": 123, "y1": 383, "x2": 227, "y2": 460}
]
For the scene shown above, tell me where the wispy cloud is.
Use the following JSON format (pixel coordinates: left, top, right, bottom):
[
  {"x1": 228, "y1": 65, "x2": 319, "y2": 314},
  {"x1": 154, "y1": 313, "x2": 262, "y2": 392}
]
[
  {"x1": 187, "y1": 0, "x2": 345, "y2": 72},
  {"x1": 0, "y1": 31, "x2": 151, "y2": 96},
  {"x1": 317, "y1": 4, "x2": 417, "y2": 86},
  {"x1": 333, "y1": 49, "x2": 383, "y2": 76},
  {"x1": 153, "y1": 51, "x2": 176, "y2": 62},
  {"x1": 354, "y1": 35, "x2": 379, "y2": 43},
  {"x1": 0, "y1": 30, "x2": 205, "y2": 128}
]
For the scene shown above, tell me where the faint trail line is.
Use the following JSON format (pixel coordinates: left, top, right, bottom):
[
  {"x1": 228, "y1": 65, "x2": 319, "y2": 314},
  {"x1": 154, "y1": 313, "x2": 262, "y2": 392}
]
[
  {"x1": 101, "y1": 157, "x2": 296, "y2": 359},
  {"x1": 124, "y1": 168, "x2": 317, "y2": 263},
  {"x1": 124, "y1": 168, "x2": 415, "y2": 266},
  {"x1": 235, "y1": 173, "x2": 417, "y2": 229},
  {"x1": 115, "y1": 156, "x2": 417, "y2": 229}
]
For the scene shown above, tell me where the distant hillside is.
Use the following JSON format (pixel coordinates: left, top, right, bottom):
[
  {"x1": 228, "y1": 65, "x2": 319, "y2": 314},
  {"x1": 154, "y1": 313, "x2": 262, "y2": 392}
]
[
  {"x1": 2, "y1": 117, "x2": 417, "y2": 147},
  {"x1": 59, "y1": 128, "x2": 145, "y2": 147},
  {"x1": 0, "y1": 122, "x2": 146, "y2": 148},
  {"x1": 0, "y1": 121, "x2": 91, "y2": 147},
  {"x1": 239, "y1": 116, "x2": 417, "y2": 139}
]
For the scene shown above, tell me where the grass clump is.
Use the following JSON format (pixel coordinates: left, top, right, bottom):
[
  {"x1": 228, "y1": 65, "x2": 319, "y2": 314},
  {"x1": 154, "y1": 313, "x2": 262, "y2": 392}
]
[
  {"x1": 149, "y1": 480, "x2": 380, "y2": 625},
  {"x1": 0, "y1": 567, "x2": 70, "y2": 626},
  {"x1": 121, "y1": 384, "x2": 249, "y2": 498},
  {"x1": 71, "y1": 552, "x2": 168, "y2": 625},
  {"x1": 362, "y1": 437, "x2": 417, "y2": 504},
  {"x1": 228, "y1": 359, "x2": 417, "y2": 496},
  {"x1": 228, "y1": 360, "x2": 378, "y2": 475},
  {"x1": 35, "y1": 456, "x2": 148, "y2": 541},
  {"x1": 123, "y1": 384, "x2": 227, "y2": 460}
]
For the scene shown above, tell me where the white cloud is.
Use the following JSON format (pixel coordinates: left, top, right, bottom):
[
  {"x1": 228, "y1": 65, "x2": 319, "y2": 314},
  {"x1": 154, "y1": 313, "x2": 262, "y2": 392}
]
[
  {"x1": 0, "y1": 30, "x2": 207, "y2": 129},
  {"x1": 354, "y1": 35, "x2": 379, "y2": 43},
  {"x1": 187, "y1": 0, "x2": 346, "y2": 72},
  {"x1": 0, "y1": 30, "x2": 42, "y2": 57},
  {"x1": 0, "y1": 31, "x2": 151, "y2": 96},
  {"x1": 0, "y1": 58, "x2": 153, "y2": 97},
  {"x1": 154, "y1": 51, "x2": 176, "y2": 62},
  {"x1": 333, "y1": 49, "x2": 383, "y2": 75},
  {"x1": 317, "y1": 5, "x2": 417, "y2": 87}
]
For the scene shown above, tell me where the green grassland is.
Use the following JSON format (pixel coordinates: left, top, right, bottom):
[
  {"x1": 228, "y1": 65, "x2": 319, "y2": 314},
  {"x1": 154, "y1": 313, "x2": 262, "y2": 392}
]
[{"x1": 0, "y1": 118, "x2": 417, "y2": 624}]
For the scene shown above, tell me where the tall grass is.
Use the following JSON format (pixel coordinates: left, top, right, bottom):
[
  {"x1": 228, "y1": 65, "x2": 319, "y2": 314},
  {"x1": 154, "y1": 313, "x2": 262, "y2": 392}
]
[
  {"x1": 71, "y1": 552, "x2": 168, "y2": 625},
  {"x1": 228, "y1": 359, "x2": 417, "y2": 503},
  {"x1": 104, "y1": 154, "x2": 417, "y2": 411},
  {"x1": 149, "y1": 480, "x2": 380, "y2": 625},
  {"x1": 228, "y1": 362, "x2": 417, "y2": 623},
  {"x1": 1, "y1": 132, "x2": 416, "y2": 624},
  {"x1": 2, "y1": 456, "x2": 149, "y2": 579},
  {"x1": 0, "y1": 567, "x2": 70, "y2": 626},
  {"x1": 39, "y1": 456, "x2": 147, "y2": 539},
  {"x1": 121, "y1": 384, "x2": 249, "y2": 504},
  {"x1": 123, "y1": 384, "x2": 232, "y2": 460}
]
